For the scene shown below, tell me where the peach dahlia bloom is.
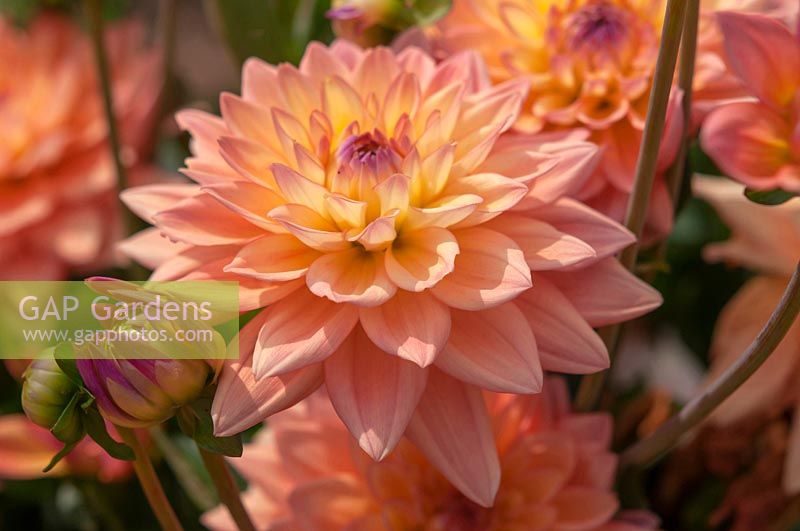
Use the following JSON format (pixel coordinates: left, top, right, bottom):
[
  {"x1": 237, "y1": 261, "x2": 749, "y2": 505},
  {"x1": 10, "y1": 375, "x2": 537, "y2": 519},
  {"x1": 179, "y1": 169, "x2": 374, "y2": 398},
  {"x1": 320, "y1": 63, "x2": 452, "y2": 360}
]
[
  {"x1": 435, "y1": 0, "x2": 688, "y2": 238},
  {"x1": 693, "y1": 176, "x2": 800, "y2": 493},
  {"x1": 700, "y1": 11, "x2": 800, "y2": 192},
  {"x1": 0, "y1": 14, "x2": 160, "y2": 279},
  {"x1": 122, "y1": 42, "x2": 661, "y2": 500},
  {"x1": 203, "y1": 380, "x2": 658, "y2": 530}
]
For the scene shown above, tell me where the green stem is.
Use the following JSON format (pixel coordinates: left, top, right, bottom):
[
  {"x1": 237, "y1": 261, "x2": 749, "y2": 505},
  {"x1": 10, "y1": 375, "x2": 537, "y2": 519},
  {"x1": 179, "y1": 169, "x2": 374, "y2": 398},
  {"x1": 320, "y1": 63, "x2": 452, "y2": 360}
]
[
  {"x1": 116, "y1": 426, "x2": 185, "y2": 531},
  {"x1": 85, "y1": 0, "x2": 128, "y2": 192},
  {"x1": 149, "y1": 426, "x2": 217, "y2": 511},
  {"x1": 198, "y1": 446, "x2": 257, "y2": 531},
  {"x1": 620, "y1": 262, "x2": 800, "y2": 469},
  {"x1": 574, "y1": 0, "x2": 688, "y2": 412},
  {"x1": 665, "y1": 0, "x2": 700, "y2": 206}
]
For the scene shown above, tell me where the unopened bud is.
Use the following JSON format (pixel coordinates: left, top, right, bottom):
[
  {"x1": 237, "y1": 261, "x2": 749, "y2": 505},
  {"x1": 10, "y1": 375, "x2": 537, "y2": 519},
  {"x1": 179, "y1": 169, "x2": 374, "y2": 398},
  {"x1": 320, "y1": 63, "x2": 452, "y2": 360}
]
[
  {"x1": 77, "y1": 357, "x2": 209, "y2": 428},
  {"x1": 22, "y1": 357, "x2": 81, "y2": 441}
]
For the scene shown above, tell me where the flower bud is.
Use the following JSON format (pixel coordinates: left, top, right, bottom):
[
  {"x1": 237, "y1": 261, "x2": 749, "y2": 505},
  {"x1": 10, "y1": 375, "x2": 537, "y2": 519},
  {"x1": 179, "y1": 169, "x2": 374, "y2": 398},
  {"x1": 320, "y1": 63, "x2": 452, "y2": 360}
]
[
  {"x1": 76, "y1": 356, "x2": 210, "y2": 428},
  {"x1": 328, "y1": 0, "x2": 452, "y2": 46},
  {"x1": 328, "y1": 0, "x2": 404, "y2": 46},
  {"x1": 21, "y1": 357, "x2": 82, "y2": 441}
]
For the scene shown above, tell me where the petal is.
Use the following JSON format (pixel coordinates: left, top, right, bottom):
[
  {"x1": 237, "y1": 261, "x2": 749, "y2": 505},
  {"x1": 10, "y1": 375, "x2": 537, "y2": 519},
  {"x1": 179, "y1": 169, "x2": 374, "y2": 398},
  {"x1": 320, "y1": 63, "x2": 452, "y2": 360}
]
[
  {"x1": 324, "y1": 328, "x2": 428, "y2": 460},
  {"x1": 359, "y1": 290, "x2": 451, "y2": 367},
  {"x1": 269, "y1": 204, "x2": 350, "y2": 252},
  {"x1": 444, "y1": 173, "x2": 529, "y2": 227},
  {"x1": 325, "y1": 193, "x2": 367, "y2": 230},
  {"x1": 717, "y1": 11, "x2": 800, "y2": 108},
  {"x1": 708, "y1": 276, "x2": 800, "y2": 425},
  {"x1": 271, "y1": 163, "x2": 330, "y2": 214},
  {"x1": 700, "y1": 101, "x2": 791, "y2": 188},
  {"x1": 253, "y1": 289, "x2": 359, "y2": 378},
  {"x1": 288, "y1": 476, "x2": 373, "y2": 531},
  {"x1": 385, "y1": 227, "x2": 460, "y2": 291},
  {"x1": 406, "y1": 370, "x2": 500, "y2": 507},
  {"x1": 350, "y1": 211, "x2": 399, "y2": 252},
  {"x1": 224, "y1": 233, "x2": 321, "y2": 281},
  {"x1": 435, "y1": 302, "x2": 542, "y2": 393},
  {"x1": 533, "y1": 198, "x2": 635, "y2": 261},
  {"x1": 487, "y1": 214, "x2": 597, "y2": 271},
  {"x1": 211, "y1": 312, "x2": 324, "y2": 436},
  {"x1": 202, "y1": 180, "x2": 285, "y2": 232},
  {"x1": 550, "y1": 486, "x2": 619, "y2": 529},
  {"x1": 153, "y1": 193, "x2": 264, "y2": 245},
  {"x1": 515, "y1": 278, "x2": 610, "y2": 374},
  {"x1": 306, "y1": 248, "x2": 396, "y2": 307},
  {"x1": 120, "y1": 184, "x2": 198, "y2": 224},
  {"x1": 432, "y1": 227, "x2": 532, "y2": 310},
  {"x1": 544, "y1": 258, "x2": 663, "y2": 327},
  {"x1": 374, "y1": 173, "x2": 410, "y2": 215},
  {"x1": 403, "y1": 194, "x2": 483, "y2": 231},
  {"x1": 118, "y1": 228, "x2": 187, "y2": 271},
  {"x1": 220, "y1": 92, "x2": 279, "y2": 151}
]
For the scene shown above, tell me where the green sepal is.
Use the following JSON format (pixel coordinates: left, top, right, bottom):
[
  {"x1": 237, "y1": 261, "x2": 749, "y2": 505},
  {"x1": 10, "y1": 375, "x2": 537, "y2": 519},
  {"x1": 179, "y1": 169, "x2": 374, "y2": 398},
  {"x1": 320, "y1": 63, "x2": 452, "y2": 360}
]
[
  {"x1": 54, "y1": 344, "x2": 83, "y2": 387},
  {"x1": 83, "y1": 408, "x2": 135, "y2": 461},
  {"x1": 744, "y1": 187, "x2": 797, "y2": 206},
  {"x1": 42, "y1": 440, "x2": 80, "y2": 473},
  {"x1": 50, "y1": 391, "x2": 85, "y2": 444},
  {"x1": 180, "y1": 395, "x2": 242, "y2": 458}
]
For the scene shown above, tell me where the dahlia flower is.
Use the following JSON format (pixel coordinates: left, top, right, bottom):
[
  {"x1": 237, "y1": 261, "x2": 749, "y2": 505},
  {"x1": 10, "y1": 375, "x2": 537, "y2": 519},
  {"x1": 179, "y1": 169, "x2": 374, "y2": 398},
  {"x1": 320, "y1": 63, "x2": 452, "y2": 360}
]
[
  {"x1": 701, "y1": 11, "x2": 800, "y2": 192},
  {"x1": 0, "y1": 14, "x2": 160, "y2": 279},
  {"x1": 122, "y1": 41, "x2": 661, "y2": 500},
  {"x1": 693, "y1": 176, "x2": 800, "y2": 493},
  {"x1": 435, "y1": 0, "x2": 687, "y2": 238},
  {"x1": 0, "y1": 413, "x2": 133, "y2": 482},
  {"x1": 203, "y1": 380, "x2": 658, "y2": 530}
]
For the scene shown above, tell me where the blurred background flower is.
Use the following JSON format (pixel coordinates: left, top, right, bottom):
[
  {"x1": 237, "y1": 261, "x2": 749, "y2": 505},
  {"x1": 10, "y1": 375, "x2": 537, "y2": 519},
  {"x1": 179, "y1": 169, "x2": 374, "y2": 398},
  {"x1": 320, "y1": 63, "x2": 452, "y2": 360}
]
[
  {"x1": 0, "y1": 13, "x2": 161, "y2": 280},
  {"x1": 203, "y1": 380, "x2": 659, "y2": 531}
]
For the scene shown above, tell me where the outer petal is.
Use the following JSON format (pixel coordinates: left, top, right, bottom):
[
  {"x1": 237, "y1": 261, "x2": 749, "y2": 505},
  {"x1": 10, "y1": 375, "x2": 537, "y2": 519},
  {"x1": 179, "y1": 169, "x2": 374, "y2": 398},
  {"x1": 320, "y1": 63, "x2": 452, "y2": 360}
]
[
  {"x1": 486, "y1": 214, "x2": 596, "y2": 271},
  {"x1": 384, "y1": 227, "x2": 460, "y2": 291},
  {"x1": 211, "y1": 312, "x2": 324, "y2": 437},
  {"x1": 406, "y1": 370, "x2": 500, "y2": 507},
  {"x1": 359, "y1": 290, "x2": 450, "y2": 367},
  {"x1": 717, "y1": 11, "x2": 800, "y2": 108},
  {"x1": 432, "y1": 227, "x2": 532, "y2": 310},
  {"x1": 701, "y1": 102, "x2": 791, "y2": 188},
  {"x1": 544, "y1": 258, "x2": 663, "y2": 327},
  {"x1": 153, "y1": 193, "x2": 263, "y2": 245},
  {"x1": 120, "y1": 184, "x2": 198, "y2": 224},
  {"x1": 515, "y1": 278, "x2": 609, "y2": 374},
  {"x1": 550, "y1": 487, "x2": 619, "y2": 529},
  {"x1": 435, "y1": 302, "x2": 543, "y2": 393},
  {"x1": 306, "y1": 248, "x2": 397, "y2": 307},
  {"x1": 324, "y1": 328, "x2": 428, "y2": 460},
  {"x1": 532, "y1": 198, "x2": 635, "y2": 261},
  {"x1": 708, "y1": 276, "x2": 800, "y2": 425},
  {"x1": 253, "y1": 289, "x2": 359, "y2": 378},
  {"x1": 224, "y1": 233, "x2": 320, "y2": 281}
]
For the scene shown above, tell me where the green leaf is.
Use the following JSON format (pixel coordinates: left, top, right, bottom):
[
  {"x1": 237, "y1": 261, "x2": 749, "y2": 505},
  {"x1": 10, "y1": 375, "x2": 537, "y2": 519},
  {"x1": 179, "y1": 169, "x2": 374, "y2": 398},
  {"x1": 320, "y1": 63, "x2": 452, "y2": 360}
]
[
  {"x1": 183, "y1": 396, "x2": 243, "y2": 457},
  {"x1": 51, "y1": 392, "x2": 85, "y2": 444},
  {"x1": 84, "y1": 408, "x2": 135, "y2": 461},
  {"x1": 54, "y1": 344, "x2": 83, "y2": 387},
  {"x1": 744, "y1": 187, "x2": 798, "y2": 206},
  {"x1": 204, "y1": 0, "x2": 333, "y2": 66},
  {"x1": 43, "y1": 441, "x2": 80, "y2": 473}
]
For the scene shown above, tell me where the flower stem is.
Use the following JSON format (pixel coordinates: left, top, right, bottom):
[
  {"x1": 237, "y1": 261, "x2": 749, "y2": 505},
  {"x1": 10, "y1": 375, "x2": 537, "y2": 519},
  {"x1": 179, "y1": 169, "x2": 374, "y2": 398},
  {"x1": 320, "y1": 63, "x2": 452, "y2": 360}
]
[
  {"x1": 198, "y1": 446, "x2": 257, "y2": 531},
  {"x1": 149, "y1": 426, "x2": 217, "y2": 511},
  {"x1": 620, "y1": 262, "x2": 800, "y2": 469},
  {"x1": 85, "y1": 0, "x2": 128, "y2": 192},
  {"x1": 116, "y1": 426, "x2": 185, "y2": 531},
  {"x1": 574, "y1": 0, "x2": 688, "y2": 412},
  {"x1": 665, "y1": 0, "x2": 700, "y2": 207}
]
